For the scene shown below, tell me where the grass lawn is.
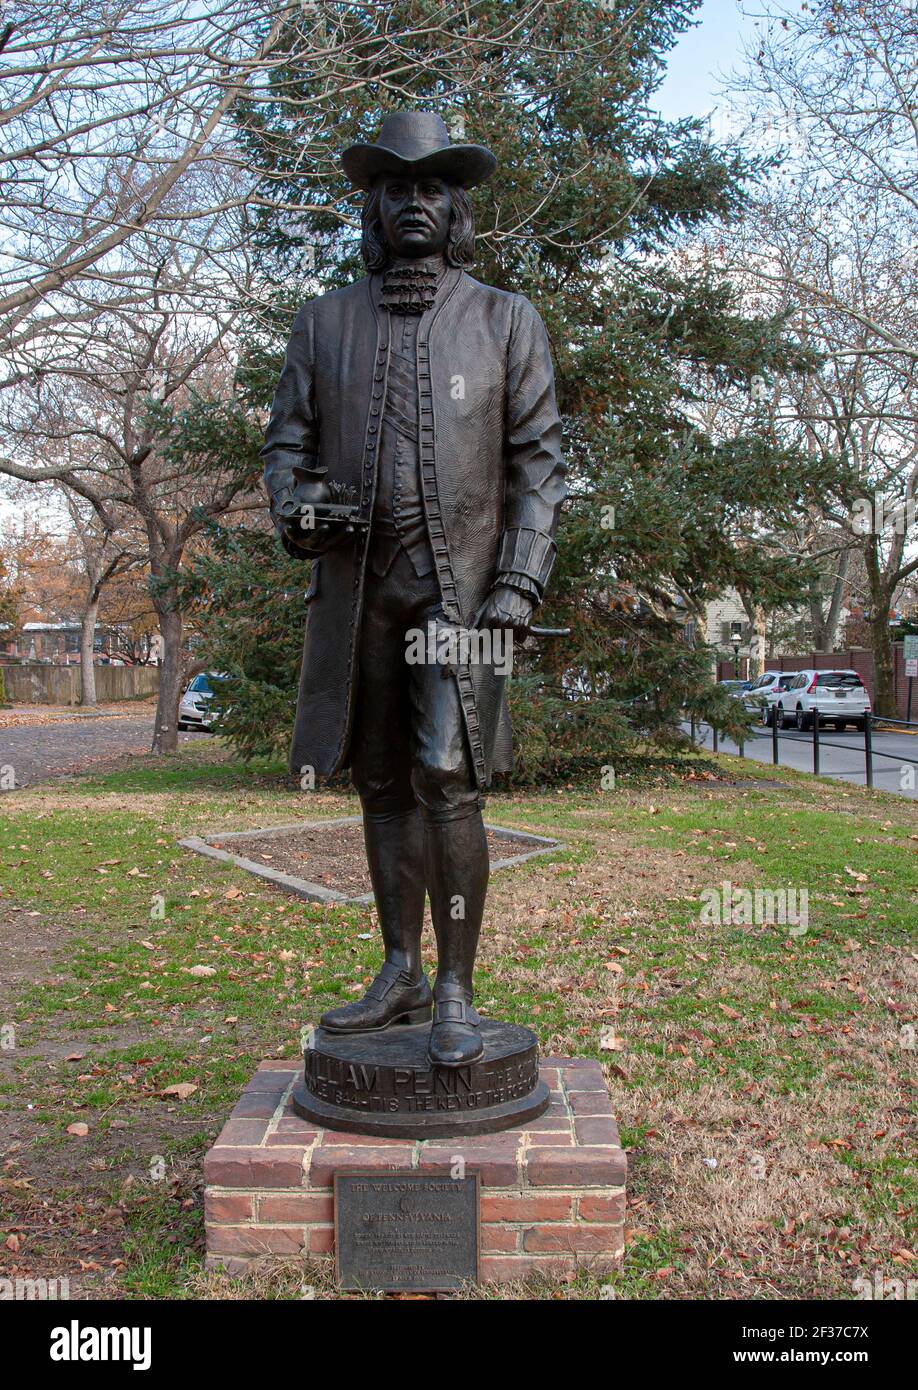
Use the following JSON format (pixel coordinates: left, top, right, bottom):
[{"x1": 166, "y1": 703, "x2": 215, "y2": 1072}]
[{"x1": 0, "y1": 741, "x2": 915, "y2": 1300}]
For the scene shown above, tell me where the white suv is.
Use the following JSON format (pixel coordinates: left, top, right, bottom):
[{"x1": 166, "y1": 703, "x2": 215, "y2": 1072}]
[
  {"x1": 773, "y1": 669, "x2": 871, "y2": 732},
  {"x1": 743, "y1": 671, "x2": 800, "y2": 724}
]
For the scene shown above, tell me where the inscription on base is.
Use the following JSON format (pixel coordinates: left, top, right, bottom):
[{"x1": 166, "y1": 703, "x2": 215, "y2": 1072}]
[{"x1": 335, "y1": 1171, "x2": 480, "y2": 1291}]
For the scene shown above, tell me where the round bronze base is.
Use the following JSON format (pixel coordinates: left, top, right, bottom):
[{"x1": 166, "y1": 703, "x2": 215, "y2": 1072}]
[{"x1": 292, "y1": 1019, "x2": 549, "y2": 1138}]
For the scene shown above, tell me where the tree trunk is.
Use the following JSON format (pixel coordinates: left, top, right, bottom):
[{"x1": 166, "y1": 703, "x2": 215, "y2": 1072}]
[
  {"x1": 864, "y1": 544, "x2": 896, "y2": 717},
  {"x1": 79, "y1": 597, "x2": 99, "y2": 705},
  {"x1": 151, "y1": 605, "x2": 184, "y2": 753},
  {"x1": 810, "y1": 548, "x2": 850, "y2": 653},
  {"x1": 822, "y1": 548, "x2": 850, "y2": 652},
  {"x1": 869, "y1": 604, "x2": 897, "y2": 718},
  {"x1": 738, "y1": 590, "x2": 766, "y2": 677},
  {"x1": 750, "y1": 603, "x2": 766, "y2": 677}
]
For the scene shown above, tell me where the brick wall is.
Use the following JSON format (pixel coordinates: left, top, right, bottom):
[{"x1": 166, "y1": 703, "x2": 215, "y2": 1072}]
[{"x1": 204, "y1": 1059, "x2": 626, "y2": 1289}]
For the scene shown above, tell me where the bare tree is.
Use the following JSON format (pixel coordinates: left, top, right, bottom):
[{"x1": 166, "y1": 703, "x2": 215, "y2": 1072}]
[
  {"x1": 0, "y1": 232, "x2": 263, "y2": 747},
  {"x1": 730, "y1": 0, "x2": 917, "y2": 361},
  {"x1": 0, "y1": 0, "x2": 553, "y2": 388},
  {"x1": 710, "y1": 1, "x2": 918, "y2": 710},
  {"x1": 61, "y1": 492, "x2": 142, "y2": 703}
]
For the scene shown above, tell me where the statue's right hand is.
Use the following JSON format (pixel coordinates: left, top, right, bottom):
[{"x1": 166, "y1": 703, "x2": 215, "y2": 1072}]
[
  {"x1": 281, "y1": 518, "x2": 344, "y2": 557},
  {"x1": 272, "y1": 486, "x2": 340, "y2": 558}
]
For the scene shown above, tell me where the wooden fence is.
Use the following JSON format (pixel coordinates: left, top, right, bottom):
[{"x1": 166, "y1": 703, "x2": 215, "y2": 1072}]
[{"x1": 1, "y1": 664, "x2": 159, "y2": 706}]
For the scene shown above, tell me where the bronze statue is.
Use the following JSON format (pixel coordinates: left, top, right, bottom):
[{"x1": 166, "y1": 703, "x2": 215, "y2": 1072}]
[{"x1": 262, "y1": 111, "x2": 565, "y2": 1073}]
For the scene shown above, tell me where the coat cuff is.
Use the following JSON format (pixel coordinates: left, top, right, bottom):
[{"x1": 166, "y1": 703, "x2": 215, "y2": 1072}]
[
  {"x1": 262, "y1": 449, "x2": 327, "y2": 507},
  {"x1": 495, "y1": 528, "x2": 557, "y2": 600},
  {"x1": 494, "y1": 571, "x2": 541, "y2": 603}
]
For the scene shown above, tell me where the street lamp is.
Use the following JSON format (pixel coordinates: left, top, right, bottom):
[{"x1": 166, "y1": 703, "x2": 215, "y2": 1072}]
[{"x1": 730, "y1": 621, "x2": 743, "y2": 678}]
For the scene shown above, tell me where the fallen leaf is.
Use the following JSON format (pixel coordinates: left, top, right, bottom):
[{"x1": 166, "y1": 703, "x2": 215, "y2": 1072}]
[{"x1": 161, "y1": 1083, "x2": 198, "y2": 1101}]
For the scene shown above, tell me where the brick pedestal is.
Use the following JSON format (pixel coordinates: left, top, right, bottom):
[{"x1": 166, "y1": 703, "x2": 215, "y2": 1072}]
[{"x1": 204, "y1": 1057, "x2": 626, "y2": 1287}]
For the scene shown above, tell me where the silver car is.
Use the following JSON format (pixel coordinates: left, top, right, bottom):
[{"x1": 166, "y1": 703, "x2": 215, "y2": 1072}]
[{"x1": 177, "y1": 672, "x2": 226, "y2": 732}]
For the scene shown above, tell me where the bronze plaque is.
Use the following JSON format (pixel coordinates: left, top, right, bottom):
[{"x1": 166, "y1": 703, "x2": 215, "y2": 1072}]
[{"x1": 334, "y1": 1170, "x2": 480, "y2": 1292}]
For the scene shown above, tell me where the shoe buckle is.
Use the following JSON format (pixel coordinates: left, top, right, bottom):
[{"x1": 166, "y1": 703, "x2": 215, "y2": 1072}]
[
  {"x1": 435, "y1": 998, "x2": 467, "y2": 1024},
  {"x1": 365, "y1": 970, "x2": 392, "y2": 1001}
]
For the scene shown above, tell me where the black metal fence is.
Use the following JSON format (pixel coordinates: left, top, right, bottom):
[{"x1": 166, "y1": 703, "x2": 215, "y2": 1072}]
[{"x1": 688, "y1": 710, "x2": 918, "y2": 790}]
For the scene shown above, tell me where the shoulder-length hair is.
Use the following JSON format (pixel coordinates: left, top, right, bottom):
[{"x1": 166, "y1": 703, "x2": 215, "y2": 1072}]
[{"x1": 360, "y1": 184, "x2": 475, "y2": 272}]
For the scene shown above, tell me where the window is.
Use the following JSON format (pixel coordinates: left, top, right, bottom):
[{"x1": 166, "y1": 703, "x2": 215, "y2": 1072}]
[
  {"x1": 816, "y1": 672, "x2": 863, "y2": 689},
  {"x1": 188, "y1": 673, "x2": 226, "y2": 694}
]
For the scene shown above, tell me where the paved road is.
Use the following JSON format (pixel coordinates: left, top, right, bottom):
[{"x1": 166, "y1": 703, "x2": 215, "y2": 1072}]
[
  {"x1": 0, "y1": 714, "x2": 202, "y2": 789},
  {"x1": 688, "y1": 721, "x2": 918, "y2": 800},
  {"x1": 6, "y1": 707, "x2": 916, "y2": 800}
]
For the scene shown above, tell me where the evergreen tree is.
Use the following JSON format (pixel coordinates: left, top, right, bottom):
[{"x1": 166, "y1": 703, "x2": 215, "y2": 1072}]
[{"x1": 196, "y1": 0, "x2": 848, "y2": 773}]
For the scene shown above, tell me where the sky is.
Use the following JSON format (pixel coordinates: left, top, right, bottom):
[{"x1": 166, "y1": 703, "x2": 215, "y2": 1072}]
[{"x1": 654, "y1": 0, "x2": 762, "y2": 127}]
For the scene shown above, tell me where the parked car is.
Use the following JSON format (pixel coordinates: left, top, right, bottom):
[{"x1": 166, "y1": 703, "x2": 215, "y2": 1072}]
[
  {"x1": 178, "y1": 672, "x2": 227, "y2": 732},
  {"x1": 773, "y1": 669, "x2": 871, "y2": 731},
  {"x1": 743, "y1": 670, "x2": 800, "y2": 724},
  {"x1": 718, "y1": 678, "x2": 753, "y2": 698}
]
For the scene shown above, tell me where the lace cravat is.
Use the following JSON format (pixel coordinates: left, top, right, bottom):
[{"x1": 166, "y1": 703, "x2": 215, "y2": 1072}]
[{"x1": 380, "y1": 257, "x2": 444, "y2": 315}]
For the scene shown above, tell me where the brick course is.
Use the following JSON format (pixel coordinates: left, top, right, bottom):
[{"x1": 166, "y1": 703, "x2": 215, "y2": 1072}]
[{"x1": 204, "y1": 1057, "x2": 625, "y2": 1289}]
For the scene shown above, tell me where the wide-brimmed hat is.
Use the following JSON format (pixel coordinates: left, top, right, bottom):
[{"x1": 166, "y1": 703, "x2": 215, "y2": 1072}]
[{"x1": 341, "y1": 110, "x2": 496, "y2": 191}]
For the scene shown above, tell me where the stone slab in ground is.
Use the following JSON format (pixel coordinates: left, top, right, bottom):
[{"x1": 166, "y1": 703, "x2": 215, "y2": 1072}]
[
  {"x1": 180, "y1": 817, "x2": 563, "y2": 904},
  {"x1": 204, "y1": 1058, "x2": 626, "y2": 1288}
]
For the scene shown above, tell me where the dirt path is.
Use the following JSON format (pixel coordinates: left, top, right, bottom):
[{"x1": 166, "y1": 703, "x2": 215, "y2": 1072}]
[{"x1": 0, "y1": 715, "x2": 207, "y2": 790}]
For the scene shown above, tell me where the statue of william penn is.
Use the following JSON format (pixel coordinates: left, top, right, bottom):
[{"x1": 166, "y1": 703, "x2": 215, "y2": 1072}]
[{"x1": 262, "y1": 111, "x2": 566, "y2": 1070}]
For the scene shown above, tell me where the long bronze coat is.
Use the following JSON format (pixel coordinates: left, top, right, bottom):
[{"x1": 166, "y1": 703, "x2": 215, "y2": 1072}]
[{"x1": 262, "y1": 266, "x2": 566, "y2": 787}]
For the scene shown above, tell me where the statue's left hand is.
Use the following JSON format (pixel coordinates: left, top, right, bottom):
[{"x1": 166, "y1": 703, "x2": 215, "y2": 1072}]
[{"x1": 474, "y1": 585, "x2": 535, "y2": 635}]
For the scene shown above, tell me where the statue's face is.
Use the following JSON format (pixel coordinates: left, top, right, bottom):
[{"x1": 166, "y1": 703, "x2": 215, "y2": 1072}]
[{"x1": 377, "y1": 174, "x2": 453, "y2": 258}]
